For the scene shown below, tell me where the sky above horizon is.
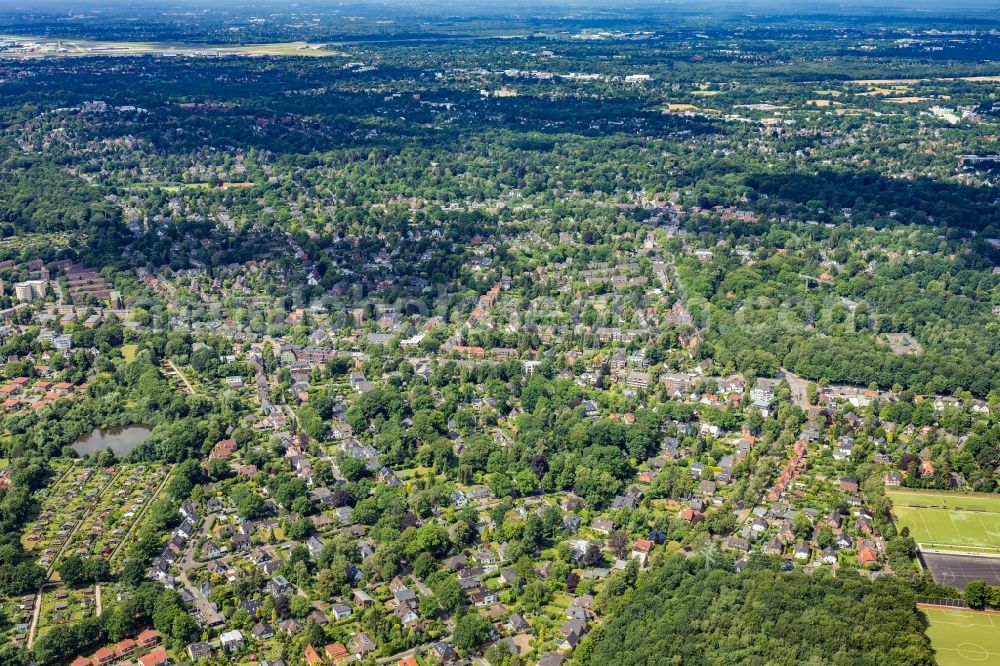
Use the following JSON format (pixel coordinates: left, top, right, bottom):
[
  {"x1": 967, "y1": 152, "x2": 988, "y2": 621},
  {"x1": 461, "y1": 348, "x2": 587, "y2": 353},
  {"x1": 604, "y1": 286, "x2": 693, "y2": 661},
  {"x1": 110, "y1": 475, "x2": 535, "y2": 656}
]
[{"x1": 1, "y1": 0, "x2": 999, "y2": 7}]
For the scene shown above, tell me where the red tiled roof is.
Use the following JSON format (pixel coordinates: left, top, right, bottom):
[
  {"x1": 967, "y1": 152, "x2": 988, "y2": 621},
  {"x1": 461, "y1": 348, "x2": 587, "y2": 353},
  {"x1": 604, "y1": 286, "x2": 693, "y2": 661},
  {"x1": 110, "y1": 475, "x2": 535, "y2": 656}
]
[
  {"x1": 136, "y1": 628, "x2": 159, "y2": 645},
  {"x1": 325, "y1": 642, "x2": 350, "y2": 662},
  {"x1": 632, "y1": 538, "x2": 653, "y2": 554},
  {"x1": 137, "y1": 646, "x2": 168, "y2": 666}
]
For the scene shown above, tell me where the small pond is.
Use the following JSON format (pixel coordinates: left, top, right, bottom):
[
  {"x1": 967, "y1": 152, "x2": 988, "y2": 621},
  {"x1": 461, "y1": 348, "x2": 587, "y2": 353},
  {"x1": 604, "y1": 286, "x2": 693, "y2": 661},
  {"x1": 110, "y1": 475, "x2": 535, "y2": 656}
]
[{"x1": 72, "y1": 425, "x2": 152, "y2": 457}]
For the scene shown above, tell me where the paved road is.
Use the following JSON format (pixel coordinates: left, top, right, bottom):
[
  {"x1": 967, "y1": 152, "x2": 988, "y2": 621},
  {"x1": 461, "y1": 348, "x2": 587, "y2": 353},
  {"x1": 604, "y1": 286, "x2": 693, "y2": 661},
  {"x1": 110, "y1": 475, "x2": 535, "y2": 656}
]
[
  {"x1": 177, "y1": 513, "x2": 218, "y2": 601},
  {"x1": 781, "y1": 368, "x2": 810, "y2": 410},
  {"x1": 26, "y1": 583, "x2": 51, "y2": 649}
]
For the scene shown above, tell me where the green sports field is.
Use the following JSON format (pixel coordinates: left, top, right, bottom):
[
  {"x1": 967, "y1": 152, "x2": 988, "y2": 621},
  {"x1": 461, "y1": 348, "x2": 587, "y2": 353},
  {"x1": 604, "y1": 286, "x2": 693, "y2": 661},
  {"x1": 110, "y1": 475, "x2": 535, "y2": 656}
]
[
  {"x1": 924, "y1": 606, "x2": 1000, "y2": 665},
  {"x1": 888, "y1": 489, "x2": 1000, "y2": 554}
]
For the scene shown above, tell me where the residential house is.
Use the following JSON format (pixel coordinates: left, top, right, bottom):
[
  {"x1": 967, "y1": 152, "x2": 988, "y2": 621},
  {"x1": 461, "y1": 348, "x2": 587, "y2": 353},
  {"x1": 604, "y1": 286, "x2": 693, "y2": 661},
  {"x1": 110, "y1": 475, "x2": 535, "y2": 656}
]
[
  {"x1": 202, "y1": 540, "x2": 223, "y2": 559},
  {"x1": 306, "y1": 535, "x2": 325, "y2": 558},
  {"x1": 137, "y1": 629, "x2": 159, "y2": 648},
  {"x1": 324, "y1": 643, "x2": 351, "y2": 663},
  {"x1": 305, "y1": 645, "x2": 324, "y2": 666},
  {"x1": 137, "y1": 648, "x2": 170, "y2": 666},
  {"x1": 349, "y1": 633, "x2": 377, "y2": 658},
  {"x1": 187, "y1": 641, "x2": 212, "y2": 660},
  {"x1": 468, "y1": 587, "x2": 499, "y2": 607},
  {"x1": 838, "y1": 477, "x2": 859, "y2": 493},
  {"x1": 750, "y1": 378, "x2": 779, "y2": 403},
  {"x1": 279, "y1": 618, "x2": 304, "y2": 635},
  {"x1": 353, "y1": 589, "x2": 375, "y2": 607},
  {"x1": 251, "y1": 622, "x2": 275, "y2": 640},
  {"x1": 631, "y1": 538, "x2": 653, "y2": 566},
  {"x1": 220, "y1": 630, "x2": 244, "y2": 652},
  {"x1": 396, "y1": 600, "x2": 419, "y2": 625},
  {"x1": 763, "y1": 537, "x2": 784, "y2": 556},
  {"x1": 611, "y1": 495, "x2": 637, "y2": 510},
  {"x1": 591, "y1": 518, "x2": 614, "y2": 534},
  {"x1": 560, "y1": 617, "x2": 590, "y2": 650},
  {"x1": 507, "y1": 613, "x2": 530, "y2": 633},
  {"x1": 92, "y1": 647, "x2": 115, "y2": 666},
  {"x1": 430, "y1": 642, "x2": 458, "y2": 663},
  {"x1": 498, "y1": 569, "x2": 520, "y2": 586},
  {"x1": 308, "y1": 609, "x2": 330, "y2": 626}
]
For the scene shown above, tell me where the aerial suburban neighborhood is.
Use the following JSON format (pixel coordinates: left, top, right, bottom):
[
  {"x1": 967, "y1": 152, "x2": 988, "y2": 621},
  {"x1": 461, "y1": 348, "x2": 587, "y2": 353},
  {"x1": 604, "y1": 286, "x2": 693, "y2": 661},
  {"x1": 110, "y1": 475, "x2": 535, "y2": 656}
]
[{"x1": 0, "y1": 1, "x2": 999, "y2": 665}]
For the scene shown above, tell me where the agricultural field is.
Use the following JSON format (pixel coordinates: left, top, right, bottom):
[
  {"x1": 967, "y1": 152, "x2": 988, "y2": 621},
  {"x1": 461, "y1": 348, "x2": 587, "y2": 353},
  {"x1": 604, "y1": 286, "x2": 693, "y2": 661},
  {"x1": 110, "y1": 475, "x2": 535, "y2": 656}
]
[
  {"x1": 888, "y1": 489, "x2": 1000, "y2": 554},
  {"x1": 923, "y1": 606, "x2": 1000, "y2": 666}
]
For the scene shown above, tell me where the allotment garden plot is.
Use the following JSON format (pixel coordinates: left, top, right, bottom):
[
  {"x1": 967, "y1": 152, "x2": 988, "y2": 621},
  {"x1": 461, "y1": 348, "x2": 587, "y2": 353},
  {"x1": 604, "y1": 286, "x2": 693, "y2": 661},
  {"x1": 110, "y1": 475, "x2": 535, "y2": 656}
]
[
  {"x1": 888, "y1": 489, "x2": 1000, "y2": 554},
  {"x1": 22, "y1": 463, "x2": 115, "y2": 571},
  {"x1": 22, "y1": 462, "x2": 171, "y2": 573},
  {"x1": 35, "y1": 586, "x2": 97, "y2": 640},
  {"x1": 63, "y1": 464, "x2": 170, "y2": 563}
]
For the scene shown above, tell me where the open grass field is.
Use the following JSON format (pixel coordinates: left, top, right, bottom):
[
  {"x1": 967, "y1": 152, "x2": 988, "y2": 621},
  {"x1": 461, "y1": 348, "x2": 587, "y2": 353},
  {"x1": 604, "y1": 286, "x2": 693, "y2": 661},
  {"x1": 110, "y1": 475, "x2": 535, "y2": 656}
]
[
  {"x1": 924, "y1": 606, "x2": 1000, "y2": 665},
  {"x1": 121, "y1": 344, "x2": 138, "y2": 363},
  {"x1": 888, "y1": 489, "x2": 1000, "y2": 554}
]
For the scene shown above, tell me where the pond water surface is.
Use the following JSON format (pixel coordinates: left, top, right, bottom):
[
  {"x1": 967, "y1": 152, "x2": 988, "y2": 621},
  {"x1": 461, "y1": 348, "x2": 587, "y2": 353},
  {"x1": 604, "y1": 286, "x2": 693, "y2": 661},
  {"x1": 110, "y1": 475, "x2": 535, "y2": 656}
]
[{"x1": 72, "y1": 425, "x2": 152, "y2": 457}]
